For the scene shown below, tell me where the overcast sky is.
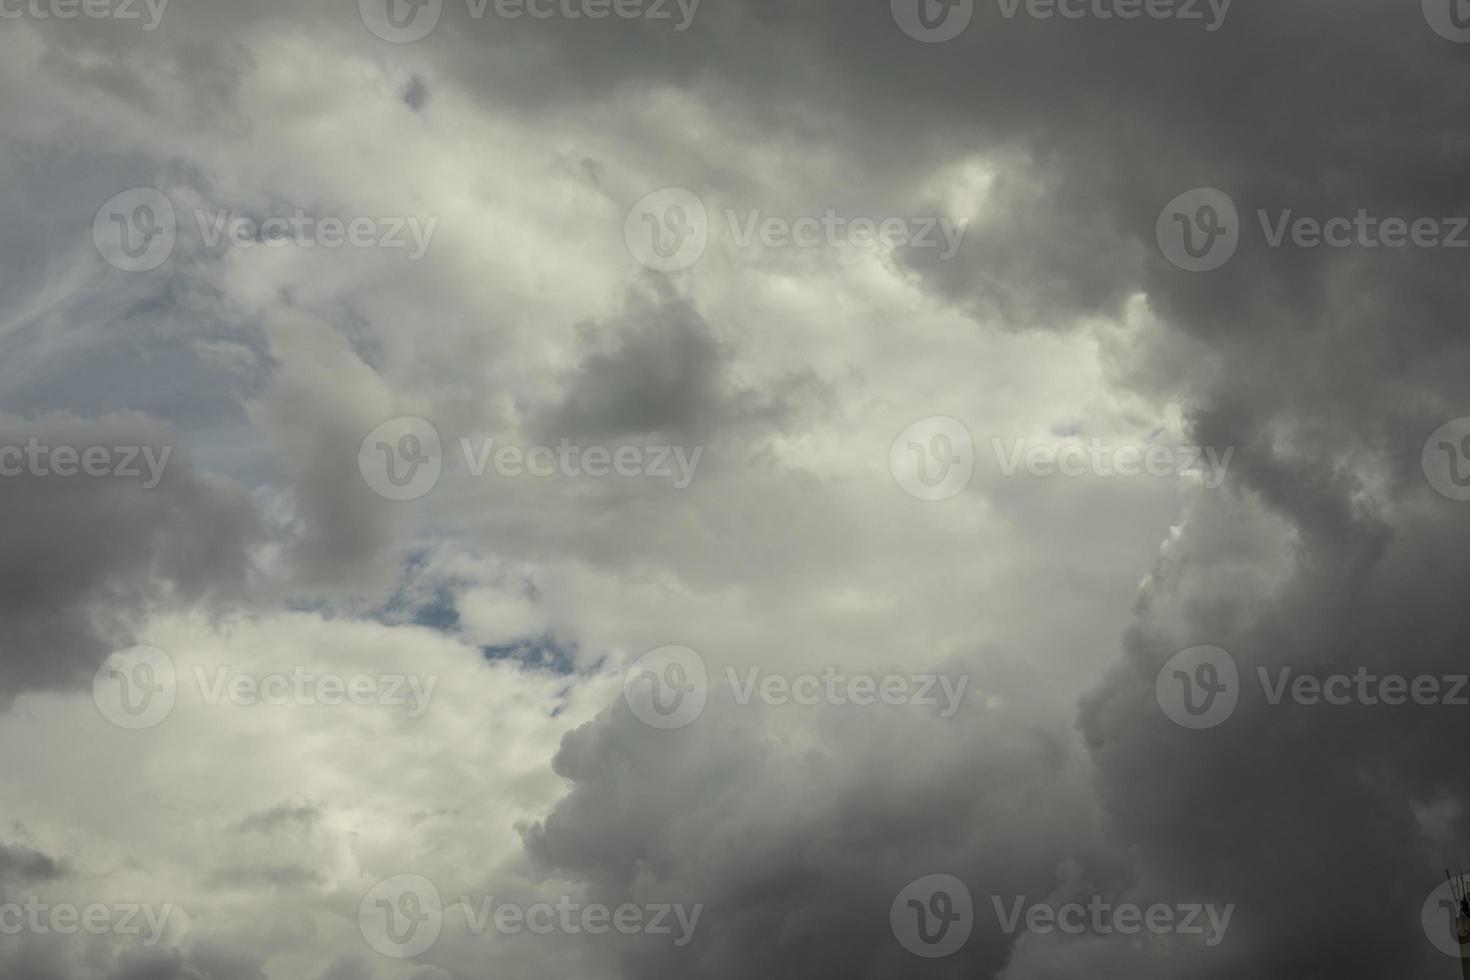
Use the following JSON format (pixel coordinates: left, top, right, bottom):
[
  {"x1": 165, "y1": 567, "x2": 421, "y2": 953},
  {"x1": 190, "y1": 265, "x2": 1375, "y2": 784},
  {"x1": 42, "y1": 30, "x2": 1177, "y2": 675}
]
[{"x1": 2, "y1": 1, "x2": 1470, "y2": 978}]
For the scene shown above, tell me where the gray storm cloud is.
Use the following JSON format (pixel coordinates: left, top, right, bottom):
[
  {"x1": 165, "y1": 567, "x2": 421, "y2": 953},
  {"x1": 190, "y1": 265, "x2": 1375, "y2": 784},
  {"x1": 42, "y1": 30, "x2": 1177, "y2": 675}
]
[{"x1": 0, "y1": 1, "x2": 1467, "y2": 979}]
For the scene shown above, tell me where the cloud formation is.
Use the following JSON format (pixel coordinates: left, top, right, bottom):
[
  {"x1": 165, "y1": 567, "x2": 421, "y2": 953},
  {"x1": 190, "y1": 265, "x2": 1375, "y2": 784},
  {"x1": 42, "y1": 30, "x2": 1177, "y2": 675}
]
[{"x1": 1, "y1": 1, "x2": 1469, "y2": 978}]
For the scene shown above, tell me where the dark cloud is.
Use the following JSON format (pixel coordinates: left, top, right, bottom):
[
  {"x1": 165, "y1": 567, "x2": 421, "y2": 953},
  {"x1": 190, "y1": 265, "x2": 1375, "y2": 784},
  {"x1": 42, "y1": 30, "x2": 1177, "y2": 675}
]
[
  {"x1": 4, "y1": 1, "x2": 1469, "y2": 978},
  {"x1": 0, "y1": 413, "x2": 258, "y2": 705},
  {"x1": 234, "y1": 803, "x2": 322, "y2": 836},
  {"x1": 0, "y1": 935, "x2": 266, "y2": 980},
  {"x1": 105, "y1": 944, "x2": 266, "y2": 980},
  {"x1": 402, "y1": 75, "x2": 431, "y2": 113},
  {"x1": 537, "y1": 279, "x2": 809, "y2": 443},
  {"x1": 204, "y1": 864, "x2": 325, "y2": 891},
  {"x1": 463, "y1": 3, "x2": 1470, "y2": 979},
  {"x1": 0, "y1": 843, "x2": 66, "y2": 883},
  {"x1": 523, "y1": 685, "x2": 1107, "y2": 980}
]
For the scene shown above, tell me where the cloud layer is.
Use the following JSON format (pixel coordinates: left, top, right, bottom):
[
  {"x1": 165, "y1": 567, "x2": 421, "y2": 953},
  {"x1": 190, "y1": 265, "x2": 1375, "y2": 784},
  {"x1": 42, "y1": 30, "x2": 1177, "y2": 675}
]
[{"x1": 1, "y1": 1, "x2": 1469, "y2": 978}]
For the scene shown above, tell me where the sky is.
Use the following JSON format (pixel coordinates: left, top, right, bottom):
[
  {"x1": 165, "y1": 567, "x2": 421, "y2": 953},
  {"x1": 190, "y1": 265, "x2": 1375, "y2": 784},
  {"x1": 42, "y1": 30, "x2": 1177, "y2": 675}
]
[{"x1": 2, "y1": 1, "x2": 1470, "y2": 978}]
